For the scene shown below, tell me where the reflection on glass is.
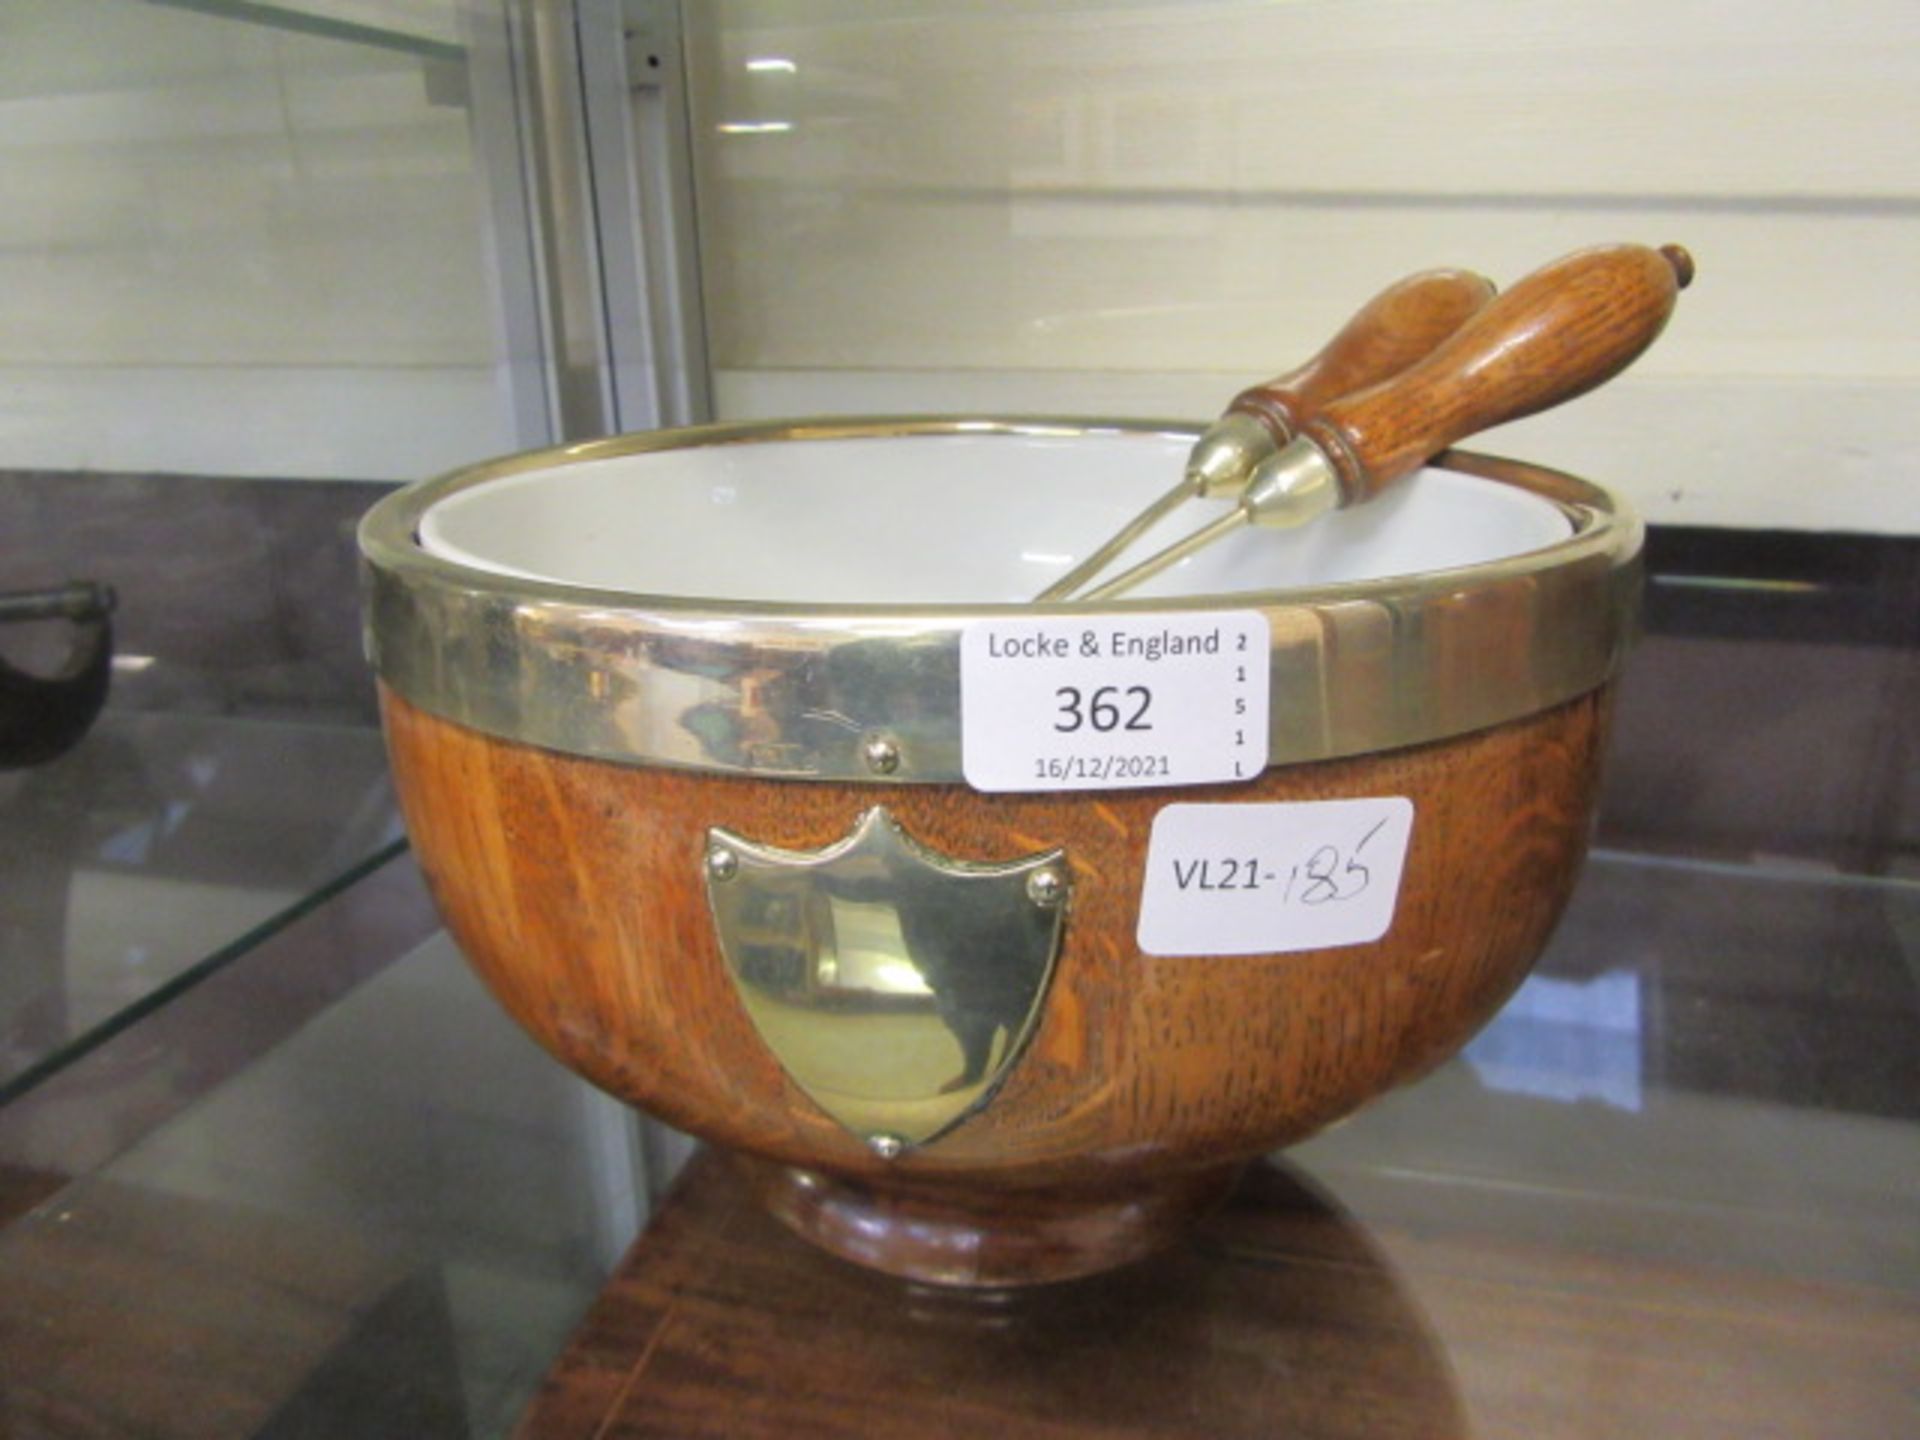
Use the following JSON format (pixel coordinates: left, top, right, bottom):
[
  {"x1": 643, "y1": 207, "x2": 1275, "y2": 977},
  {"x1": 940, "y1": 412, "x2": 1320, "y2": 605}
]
[
  {"x1": 0, "y1": 0, "x2": 510, "y2": 481},
  {"x1": 1465, "y1": 970, "x2": 1645, "y2": 1111},
  {"x1": 20, "y1": 934, "x2": 634, "y2": 1438},
  {"x1": 0, "y1": 714, "x2": 400, "y2": 1098}
]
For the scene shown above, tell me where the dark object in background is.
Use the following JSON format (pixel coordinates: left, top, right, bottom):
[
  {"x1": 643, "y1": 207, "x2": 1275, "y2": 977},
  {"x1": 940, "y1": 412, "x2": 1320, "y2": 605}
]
[{"x1": 0, "y1": 582, "x2": 116, "y2": 768}]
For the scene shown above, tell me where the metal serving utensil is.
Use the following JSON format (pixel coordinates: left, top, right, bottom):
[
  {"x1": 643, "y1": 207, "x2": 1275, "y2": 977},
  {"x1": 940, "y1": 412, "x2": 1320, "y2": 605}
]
[
  {"x1": 1035, "y1": 267, "x2": 1495, "y2": 602},
  {"x1": 1073, "y1": 242, "x2": 1695, "y2": 602}
]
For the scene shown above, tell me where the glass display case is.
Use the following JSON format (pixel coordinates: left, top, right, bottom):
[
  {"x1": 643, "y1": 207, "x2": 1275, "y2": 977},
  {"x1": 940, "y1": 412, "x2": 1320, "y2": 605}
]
[{"x1": 2, "y1": 2, "x2": 1915, "y2": 1436}]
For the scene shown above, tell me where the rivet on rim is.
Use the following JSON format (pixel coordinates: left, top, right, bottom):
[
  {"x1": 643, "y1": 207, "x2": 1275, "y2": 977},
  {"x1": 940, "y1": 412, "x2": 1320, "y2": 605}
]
[
  {"x1": 861, "y1": 734, "x2": 901, "y2": 776},
  {"x1": 1026, "y1": 866, "x2": 1065, "y2": 909},
  {"x1": 705, "y1": 844, "x2": 739, "y2": 883},
  {"x1": 867, "y1": 1133, "x2": 907, "y2": 1161}
]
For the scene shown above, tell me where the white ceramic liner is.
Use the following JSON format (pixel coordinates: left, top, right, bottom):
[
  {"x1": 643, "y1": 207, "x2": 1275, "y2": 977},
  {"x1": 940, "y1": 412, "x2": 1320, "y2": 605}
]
[{"x1": 418, "y1": 431, "x2": 1572, "y2": 605}]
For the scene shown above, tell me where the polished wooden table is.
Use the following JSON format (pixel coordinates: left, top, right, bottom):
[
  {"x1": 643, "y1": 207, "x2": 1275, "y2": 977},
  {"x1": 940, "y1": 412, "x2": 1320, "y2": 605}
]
[
  {"x1": 520, "y1": 1149, "x2": 1471, "y2": 1439},
  {"x1": 520, "y1": 1110, "x2": 1919, "y2": 1440}
]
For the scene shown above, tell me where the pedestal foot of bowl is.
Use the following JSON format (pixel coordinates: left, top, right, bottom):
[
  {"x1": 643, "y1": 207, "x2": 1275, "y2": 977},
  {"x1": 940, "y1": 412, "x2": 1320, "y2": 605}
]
[{"x1": 735, "y1": 1153, "x2": 1246, "y2": 1288}]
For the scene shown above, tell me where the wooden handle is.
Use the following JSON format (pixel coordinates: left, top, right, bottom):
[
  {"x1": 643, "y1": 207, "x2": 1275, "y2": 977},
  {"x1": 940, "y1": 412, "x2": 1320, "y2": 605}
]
[
  {"x1": 1303, "y1": 243, "x2": 1694, "y2": 502},
  {"x1": 1228, "y1": 268, "x2": 1497, "y2": 443}
]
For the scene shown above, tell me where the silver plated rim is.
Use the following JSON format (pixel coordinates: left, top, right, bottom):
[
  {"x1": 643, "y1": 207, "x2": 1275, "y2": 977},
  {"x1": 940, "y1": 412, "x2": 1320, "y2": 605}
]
[{"x1": 359, "y1": 416, "x2": 1642, "y2": 783}]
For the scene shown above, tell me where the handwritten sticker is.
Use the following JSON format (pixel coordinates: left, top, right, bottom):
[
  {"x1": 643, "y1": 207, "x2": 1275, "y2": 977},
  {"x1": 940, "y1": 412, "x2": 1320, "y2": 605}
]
[{"x1": 1136, "y1": 797, "x2": 1415, "y2": 956}]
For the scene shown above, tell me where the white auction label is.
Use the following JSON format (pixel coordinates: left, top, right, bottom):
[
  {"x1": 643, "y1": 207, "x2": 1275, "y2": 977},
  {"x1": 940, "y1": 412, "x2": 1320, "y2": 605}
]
[
  {"x1": 1136, "y1": 797, "x2": 1415, "y2": 956},
  {"x1": 960, "y1": 611, "x2": 1270, "y2": 793}
]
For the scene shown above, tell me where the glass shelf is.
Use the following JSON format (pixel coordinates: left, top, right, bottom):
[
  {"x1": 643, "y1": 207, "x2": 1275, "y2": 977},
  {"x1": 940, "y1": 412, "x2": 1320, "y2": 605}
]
[
  {"x1": 149, "y1": 0, "x2": 466, "y2": 63},
  {"x1": 0, "y1": 929, "x2": 633, "y2": 1439},
  {"x1": 0, "y1": 710, "x2": 402, "y2": 1101}
]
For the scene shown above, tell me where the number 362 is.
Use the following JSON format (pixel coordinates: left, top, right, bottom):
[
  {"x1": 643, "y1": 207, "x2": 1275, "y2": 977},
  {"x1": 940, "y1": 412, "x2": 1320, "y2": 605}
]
[{"x1": 1053, "y1": 685, "x2": 1152, "y2": 733}]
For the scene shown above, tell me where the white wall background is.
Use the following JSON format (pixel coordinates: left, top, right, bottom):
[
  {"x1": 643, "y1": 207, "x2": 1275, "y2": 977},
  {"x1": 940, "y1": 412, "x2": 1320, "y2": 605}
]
[
  {"x1": 685, "y1": 0, "x2": 1920, "y2": 534},
  {"x1": 0, "y1": 0, "x2": 509, "y2": 482},
  {"x1": 2, "y1": 0, "x2": 1915, "y2": 531}
]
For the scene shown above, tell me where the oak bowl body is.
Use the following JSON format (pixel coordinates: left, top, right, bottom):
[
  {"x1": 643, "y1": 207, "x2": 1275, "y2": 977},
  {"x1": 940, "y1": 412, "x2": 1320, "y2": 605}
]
[{"x1": 361, "y1": 418, "x2": 1639, "y2": 1285}]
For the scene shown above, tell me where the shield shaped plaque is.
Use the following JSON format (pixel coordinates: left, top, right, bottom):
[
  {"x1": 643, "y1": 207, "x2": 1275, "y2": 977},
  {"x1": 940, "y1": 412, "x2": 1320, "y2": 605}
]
[{"x1": 703, "y1": 807, "x2": 1068, "y2": 1151}]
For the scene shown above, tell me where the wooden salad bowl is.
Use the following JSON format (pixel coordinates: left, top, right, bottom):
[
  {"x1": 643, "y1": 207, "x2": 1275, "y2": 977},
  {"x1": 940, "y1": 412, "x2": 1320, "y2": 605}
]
[
  {"x1": 362, "y1": 236, "x2": 1687, "y2": 1285},
  {"x1": 362, "y1": 417, "x2": 1640, "y2": 1286}
]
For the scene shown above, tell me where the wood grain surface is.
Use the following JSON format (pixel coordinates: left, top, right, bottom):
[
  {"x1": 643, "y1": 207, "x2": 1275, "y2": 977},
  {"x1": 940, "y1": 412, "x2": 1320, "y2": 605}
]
[
  {"x1": 0, "y1": 1161, "x2": 63, "y2": 1228},
  {"x1": 1228, "y1": 267, "x2": 1494, "y2": 446},
  {"x1": 514, "y1": 1149, "x2": 1471, "y2": 1440},
  {"x1": 0, "y1": 1179, "x2": 466, "y2": 1440},
  {"x1": 514, "y1": 1145, "x2": 1920, "y2": 1440},
  {"x1": 1305, "y1": 243, "x2": 1692, "y2": 502},
  {"x1": 383, "y1": 685, "x2": 1607, "y2": 1202}
]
